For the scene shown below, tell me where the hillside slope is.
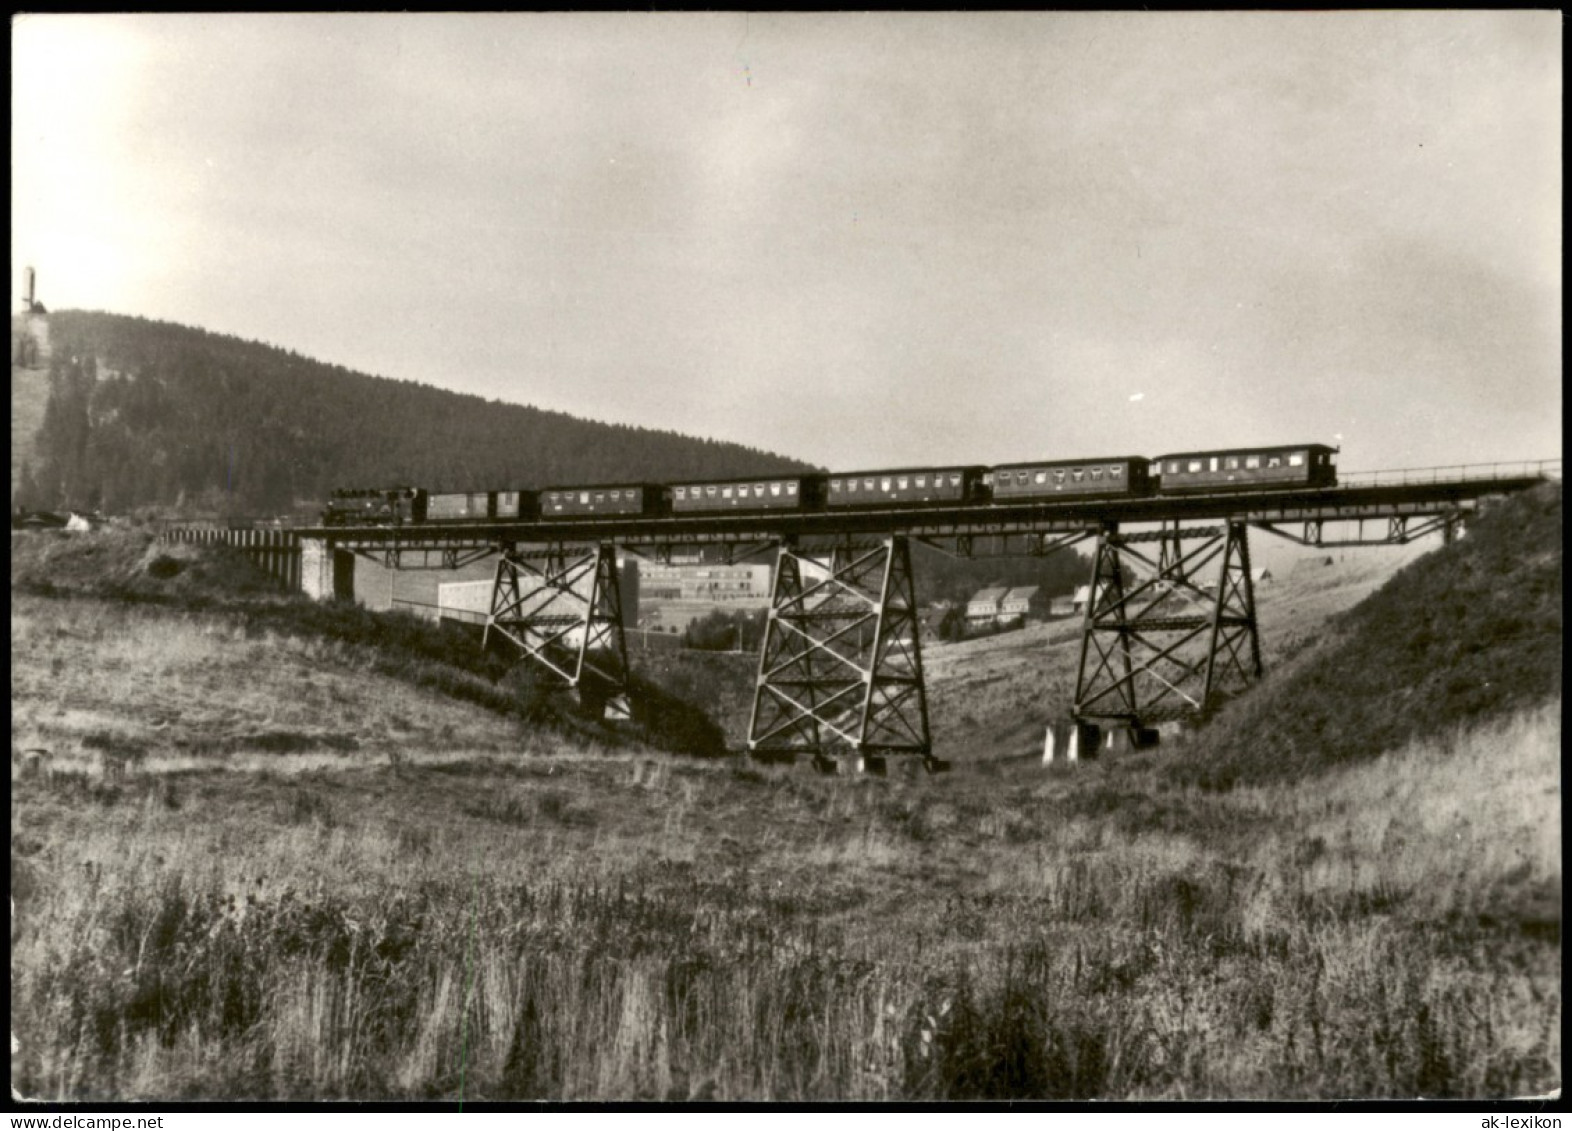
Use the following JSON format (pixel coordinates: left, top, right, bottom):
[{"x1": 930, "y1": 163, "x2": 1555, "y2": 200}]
[
  {"x1": 1179, "y1": 481, "x2": 1561, "y2": 787},
  {"x1": 11, "y1": 314, "x2": 52, "y2": 500},
  {"x1": 17, "y1": 310, "x2": 814, "y2": 515},
  {"x1": 11, "y1": 524, "x2": 1559, "y2": 1100}
]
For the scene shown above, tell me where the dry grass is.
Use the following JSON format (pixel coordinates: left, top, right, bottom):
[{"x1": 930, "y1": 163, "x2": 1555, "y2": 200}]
[
  {"x1": 918, "y1": 542, "x2": 1437, "y2": 764},
  {"x1": 11, "y1": 692, "x2": 1558, "y2": 1100},
  {"x1": 9, "y1": 531, "x2": 1559, "y2": 1101},
  {"x1": 10, "y1": 593, "x2": 527, "y2": 778}
]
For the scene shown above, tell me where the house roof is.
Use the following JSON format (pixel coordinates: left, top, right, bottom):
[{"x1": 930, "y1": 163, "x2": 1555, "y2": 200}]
[
  {"x1": 1002, "y1": 586, "x2": 1040, "y2": 602},
  {"x1": 968, "y1": 587, "x2": 1008, "y2": 604}
]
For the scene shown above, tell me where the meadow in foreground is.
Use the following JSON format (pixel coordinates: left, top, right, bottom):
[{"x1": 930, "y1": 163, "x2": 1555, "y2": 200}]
[
  {"x1": 12, "y1": 695, "x2": 1559, "y2": 1098},
  {"x1": 10, "y1": 525, "x2": 1561, "y2": 1101}
]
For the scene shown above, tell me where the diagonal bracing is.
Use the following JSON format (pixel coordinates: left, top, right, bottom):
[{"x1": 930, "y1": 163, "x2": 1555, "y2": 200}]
[
  {"x1": 748, "y1": 536, "x2": 941, "y2": 773},
  {"x1": 1074, "y1": 520, "x2": 1261, "y2": 729},
  {"x1": 483, "y1": 543, "x2": 631, "y2": 719}
]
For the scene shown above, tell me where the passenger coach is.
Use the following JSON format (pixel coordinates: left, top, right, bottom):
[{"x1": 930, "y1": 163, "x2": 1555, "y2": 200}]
[
  {"x1": 825, "y1": 466, "x2": 989, "y2": 509},
  {"x1": 540, "y1": 483, "x2": 667, "y2": 518},
  {"x1": 989, "y1": 456, "x2": 1151, "y2": 502},
  {"x1": 671, "y1": 475, "x2": 826, "y2": 514},
  {"x1": 1152, "y1": 444, "x2": 1338, "y2": 493}
]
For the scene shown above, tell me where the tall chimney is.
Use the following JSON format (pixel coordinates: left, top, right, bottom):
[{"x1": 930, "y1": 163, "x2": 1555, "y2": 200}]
[{"x1": 24, "y1": 266, "x2": 36, "y2": 309}]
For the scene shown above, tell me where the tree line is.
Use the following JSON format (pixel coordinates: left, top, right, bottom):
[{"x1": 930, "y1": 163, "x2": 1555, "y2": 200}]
[{"x1": 15, "y1": 311, "x2": 814, "y2": 518}]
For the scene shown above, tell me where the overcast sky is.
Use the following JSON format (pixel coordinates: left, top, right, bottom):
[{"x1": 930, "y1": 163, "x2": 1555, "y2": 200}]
[{"x1": 12, "y1": 12, "x2": 1561, "y2": 475}]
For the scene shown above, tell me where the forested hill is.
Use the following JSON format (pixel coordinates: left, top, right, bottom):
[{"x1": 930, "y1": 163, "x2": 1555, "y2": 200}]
[{"x1": 16, "y1": 310, "x2": 815, "y2": 517}]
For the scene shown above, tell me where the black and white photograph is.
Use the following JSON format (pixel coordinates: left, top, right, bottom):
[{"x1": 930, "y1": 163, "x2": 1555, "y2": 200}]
[{"x1": 10, "y1": 12, "x2": 1561, "y2": 1106}]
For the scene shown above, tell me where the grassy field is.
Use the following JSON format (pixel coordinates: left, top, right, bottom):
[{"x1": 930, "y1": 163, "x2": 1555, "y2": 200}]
[
  {"x1": 919, "y1": 539, "x2": 1436, "y2": 764},
  {"x1": 8, "y1": 504, "x2": 1562, "y2": 1101}
]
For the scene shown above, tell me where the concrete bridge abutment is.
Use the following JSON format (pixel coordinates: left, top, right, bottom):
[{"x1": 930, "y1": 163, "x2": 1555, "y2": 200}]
[{"x1": 300, "y1": 538, "x2": 357, "y2": 602}]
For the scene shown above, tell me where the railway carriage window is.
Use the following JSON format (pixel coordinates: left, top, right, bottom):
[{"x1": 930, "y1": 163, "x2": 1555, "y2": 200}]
[
  {"x1": 915, "y1": 475, "x2": 927, "y2": 488},
  {"x1": 1187, "y1": 460, "x2": 1203, "y2": 473},
  {"x1": 1245, "y1": 456, "x2": 1261, "y2": 470},
  {"x1": 830, "y1": 480, "x2": 841, "y2": 493},
  {"x1": 1053, "y1": 471, "x2": 1066, "y2": 484},
  {"x1": 722, "y1": 486, "x2": 733, "y2": 499},
  {"x1": 595, "y1": 492, "x2": 606, "y2": 503},
  {"x1": 1268, "y1": 457, "x2": 1282, "y2": 469},
  {"x1": 787, "y1": 482, "x2": 797, "y2": 495},
  {"x1": 1072, "y1": 469, "x2": 1085, "y2": 482},
  {"x1": 1035, "y1": 471, "x2": 1048, "y2": 484},
  {"x1": 1288, "y1": 453, "x2": 1305, "y2": 467},
  {"x1": 949, "y1": 473, "x2": 961, "y2": 486},
  {"x1": 1091, "y1": 468, "x2": 1104, "y2": 480},
  {"x1": 996, "y1": 472, "x2": 1009, "y2": 486},
  {"x1": 706, "y1": 486, "x2": 718, "y2": 497},
  {"x1": 865, "y1": 478, "x2": 876, "y2": 491},
  {"x1": 754, "y1": 485, "x2": 765, "y2": 497},
  {"x1": 770, "y1": 483, "x2": 782, "y2": 496},
  {"x1": 1210, "y1": 458, "x2": 1220, "y2": 472},
  {"x1": 675, "y1": 487, "x2": 686, "y2": 500},
  {"x1": 1169, "y1": 461, "x2": 1181, "y2": 474},
  {"x1": 580, "y1": 492, "x2": 590, "y2": 504},
  {"x1": 881, "y1": 478, "x2": 892, "y2": 492},
  {"x1": 1225, "y1": 457, "x2": 1240, "y2": 471},
  {"x1": 1110, "y1": 466, "x2": 1123, "y2": 479},
  {"x1": 848, "y1": 480, "x2": 858, "y2": 492},
  {"x1": 898, "y1": 476, "x2": 909, "y2": 489}
]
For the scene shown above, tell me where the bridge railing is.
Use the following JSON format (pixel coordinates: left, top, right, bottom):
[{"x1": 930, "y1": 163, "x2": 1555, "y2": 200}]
[{"x1": 1339, "y1": 459, "x2": 1561, "y2": 489}]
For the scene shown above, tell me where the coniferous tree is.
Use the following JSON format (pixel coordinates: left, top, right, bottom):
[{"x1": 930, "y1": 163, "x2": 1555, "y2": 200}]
[{"x1": 31, "y1": 310, "x2": 817, "y2": 516}]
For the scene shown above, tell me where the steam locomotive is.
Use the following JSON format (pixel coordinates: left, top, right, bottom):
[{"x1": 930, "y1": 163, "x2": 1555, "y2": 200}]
[{"x1": 319, "y1": 443, "x2": 1338, "y2": 527}]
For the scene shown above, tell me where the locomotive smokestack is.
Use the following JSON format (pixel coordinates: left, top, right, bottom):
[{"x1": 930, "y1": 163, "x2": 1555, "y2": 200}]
[{"x1": 24, "y1": 266, "x2": 35, "y2": 309}]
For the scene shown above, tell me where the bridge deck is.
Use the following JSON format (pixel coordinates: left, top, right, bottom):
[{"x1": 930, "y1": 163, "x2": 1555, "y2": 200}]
[{"x1": 291, "y1": 473, "x2": 1553, "y2": 548}]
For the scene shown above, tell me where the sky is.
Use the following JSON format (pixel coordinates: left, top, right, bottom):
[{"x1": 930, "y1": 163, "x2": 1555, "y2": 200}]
[{"x1": 11, "y1": 12, "x2": 1562, "y2": 476}]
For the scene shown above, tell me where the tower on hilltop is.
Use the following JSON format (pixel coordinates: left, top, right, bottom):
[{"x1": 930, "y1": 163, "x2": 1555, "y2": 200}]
[{"x1": 13, "y1": 266, "x2": 49, "y2": 368}]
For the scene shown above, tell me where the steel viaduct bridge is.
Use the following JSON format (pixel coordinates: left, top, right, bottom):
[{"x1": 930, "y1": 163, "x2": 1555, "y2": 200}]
[{"x1": 167, "y1": 460, "x2": 1558, "y2": 774}]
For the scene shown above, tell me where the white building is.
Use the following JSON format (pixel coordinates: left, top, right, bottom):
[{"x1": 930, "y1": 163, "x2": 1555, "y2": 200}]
[
  {"x1": 637, "y1": 562, "x2": 771, "y2": 605},
  {"x1": 966, "y1": 586, "x2": 1007, "y2": 623}
]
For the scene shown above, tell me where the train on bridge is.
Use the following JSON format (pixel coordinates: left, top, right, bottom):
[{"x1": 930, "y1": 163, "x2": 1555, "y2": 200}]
[{"x1": 320, "y1": 443, "x2": 1339, "y2": 527}]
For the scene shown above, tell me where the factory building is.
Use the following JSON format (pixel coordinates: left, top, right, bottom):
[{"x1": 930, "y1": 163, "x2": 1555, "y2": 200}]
[{"x1": 637, "y1": 562, "x2": 771, "y2": 605}]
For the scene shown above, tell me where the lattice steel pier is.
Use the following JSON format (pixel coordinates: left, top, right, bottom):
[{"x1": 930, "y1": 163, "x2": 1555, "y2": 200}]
[
  {"x1": 747, "y1": 535, "x2": 945, "y2": 774},
  {"x1": 483, "y1": 543, "x2": 632, "y2": 720},
  {"x1": 1073, "y1": 519, "x2": 1261, "y2": 735}
]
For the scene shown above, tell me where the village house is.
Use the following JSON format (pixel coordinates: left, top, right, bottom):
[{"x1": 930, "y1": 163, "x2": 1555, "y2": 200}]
[
  {"x1": 965, "y1": 586, "x2": 1007, "y2": 625},
  {"x1": 998, "y1": 585, "x2": 1048, "y2": 625}
]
